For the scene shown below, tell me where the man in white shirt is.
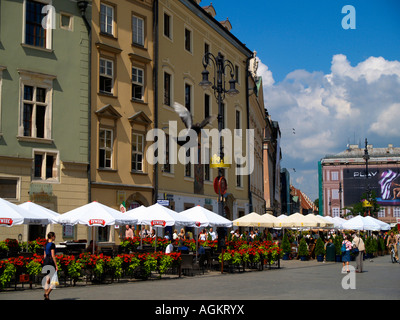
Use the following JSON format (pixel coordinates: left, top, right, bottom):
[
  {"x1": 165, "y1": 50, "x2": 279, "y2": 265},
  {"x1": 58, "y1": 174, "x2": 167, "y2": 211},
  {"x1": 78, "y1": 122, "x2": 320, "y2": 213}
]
[
  {"x1": 208, "y1": 227, "x2": 217, "y2": 241},
  {"x1": 352, "y1": 232, "x2": 365, "y2": 273}
]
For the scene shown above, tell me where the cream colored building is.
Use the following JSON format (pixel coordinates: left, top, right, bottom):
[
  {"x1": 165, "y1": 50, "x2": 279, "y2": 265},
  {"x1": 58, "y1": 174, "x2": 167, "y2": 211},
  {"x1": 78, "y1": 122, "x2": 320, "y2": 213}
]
[
  {"x1": 155, "y1": 0, "x2": 254, "y2": 221},
  {"x1": 88, "y1": 0, "x2": 155, "y2": 243}
]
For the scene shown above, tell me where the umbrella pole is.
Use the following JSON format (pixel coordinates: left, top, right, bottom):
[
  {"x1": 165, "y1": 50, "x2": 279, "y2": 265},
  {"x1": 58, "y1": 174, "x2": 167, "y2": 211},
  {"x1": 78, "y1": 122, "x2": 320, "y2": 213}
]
[{"x1": 195, "y1": 228, "x2": 198, "y2": 263}]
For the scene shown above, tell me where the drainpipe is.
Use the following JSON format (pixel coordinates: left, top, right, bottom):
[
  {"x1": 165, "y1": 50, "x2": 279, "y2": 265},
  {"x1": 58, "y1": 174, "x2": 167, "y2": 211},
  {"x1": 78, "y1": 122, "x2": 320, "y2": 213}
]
[
  {"x1": 245, "y1": 55, "x2": 253, "y2": 213},
  {"x1": 77, "y1": 1, "x2": 92, "y2": 203},
  {"x1": 153, "y1": 0, "x2": 159, "y2": 205}
]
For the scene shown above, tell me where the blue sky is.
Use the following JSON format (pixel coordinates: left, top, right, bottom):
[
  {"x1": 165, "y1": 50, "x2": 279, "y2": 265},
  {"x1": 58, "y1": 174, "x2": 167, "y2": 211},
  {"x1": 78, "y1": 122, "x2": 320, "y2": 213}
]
[{"x1": 202, "y1": 0, "x2": 400, "y2": 201}]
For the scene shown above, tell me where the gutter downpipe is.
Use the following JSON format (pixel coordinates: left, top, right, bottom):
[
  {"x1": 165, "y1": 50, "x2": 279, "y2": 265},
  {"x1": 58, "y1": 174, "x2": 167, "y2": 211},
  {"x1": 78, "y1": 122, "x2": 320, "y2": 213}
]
[
  {"x1": 153, "y1": 0, "x2": 159, "y2": 205},
  {"x1": 245, "y1": 55, "x2": 253, "y2": 214},
  {"x1": 77, "y1": 1, "x2": 92, "y2": 203}
]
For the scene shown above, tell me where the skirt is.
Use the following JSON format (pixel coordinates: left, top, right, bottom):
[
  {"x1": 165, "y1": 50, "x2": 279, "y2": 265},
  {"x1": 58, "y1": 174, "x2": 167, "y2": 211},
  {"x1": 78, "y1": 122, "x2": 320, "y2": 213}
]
[{"x1": 342, "y1": 251, "x2": 351, "y2": 262}]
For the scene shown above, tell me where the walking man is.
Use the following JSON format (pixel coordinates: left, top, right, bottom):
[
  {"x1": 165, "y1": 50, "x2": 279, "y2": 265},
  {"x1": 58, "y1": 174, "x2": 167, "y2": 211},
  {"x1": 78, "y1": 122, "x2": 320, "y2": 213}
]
[{"x1": 352, "y1": 232, "x2": 365, "y2": 273}]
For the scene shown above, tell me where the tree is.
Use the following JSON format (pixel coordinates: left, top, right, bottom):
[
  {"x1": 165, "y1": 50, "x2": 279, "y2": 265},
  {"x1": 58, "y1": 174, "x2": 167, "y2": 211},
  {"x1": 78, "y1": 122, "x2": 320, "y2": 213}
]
[{"x1": 343, "y1": 190, "x2": 380, "y2": 218}]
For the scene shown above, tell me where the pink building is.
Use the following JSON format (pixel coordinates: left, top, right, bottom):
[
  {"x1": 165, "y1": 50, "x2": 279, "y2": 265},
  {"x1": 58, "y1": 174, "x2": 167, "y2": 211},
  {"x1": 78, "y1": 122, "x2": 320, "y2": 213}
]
[{"x1": 320, "y1": 144, "x2": 400, "y2": 224}]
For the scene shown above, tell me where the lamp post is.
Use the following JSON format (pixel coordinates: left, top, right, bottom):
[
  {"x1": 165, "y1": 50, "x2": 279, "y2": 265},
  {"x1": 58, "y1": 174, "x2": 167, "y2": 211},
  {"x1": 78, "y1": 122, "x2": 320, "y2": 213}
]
[
  {"x1": 339, "y1": 181, "x2": 342, "y2": 217},
  {"x1": 199, "y1": 52, "x2": 239, "y2": 218},
  {"x1": 363, "y1": 138, "x2": 372, "y2": 215}
]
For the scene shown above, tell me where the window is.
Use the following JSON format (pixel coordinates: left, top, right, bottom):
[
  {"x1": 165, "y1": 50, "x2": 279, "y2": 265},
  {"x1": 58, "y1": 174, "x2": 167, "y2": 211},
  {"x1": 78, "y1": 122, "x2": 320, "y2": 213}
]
[
  {"x1": 204, "y1": 43, "x2": 210, "y2": 64},
  {"x1": 22, "y1": 85, "x2": 48, "y2": 139},
  {"x1": 184, "y1": 28, "x2": 192, "y2": 52},
  {"x1": 378, "y1": 208, "x2": 385, "y2": 218},
  {"x1": 164, "y1": 13, "x2": 171, "y2": 39},
  {"x1": 331, "y1": 189, "x2": 339, "y2": 200},
  {"x1": 132, "y1": 133, "x2": 144, "y2": 172},
  {"x1": 0, "y1": 178, "x2": 19, "y2": 200},
  {"x1": 99, "y1": 58, "x2": 113, "y2": 94},
  {"x1": 132, "y1": 67, "x2": 144, "y2": 100},
  {"x1": 60, "y1": 13, "x2": 73, "y2": 31},
  {"x1": 235, "y1": 109, "x2": 241, "y2": 130},
  {"x1": 204, "y1": 94, "x2": 210, "y2": 119},
  {"x1": 163, "y1": 134, "x2": 171, "y2": 173},
  {"x1": 185, "y1": 83, "x2": 192, "y2": 113},
  {"x1": 100, "y1": 3, "x2": 114, "y2": 35},
  {"x1": 25, "y1": 0, "x2": 47, "y2": 48},
  {"x1": 132, "y1": 15, "x2": 144, "y2": 46},
  {"x1": 185, "y1": 149, "x2": 191, "y2": 177},
  {"x1": 332, "y1": 208, "x2": 340, "y2": 217},
  {"x1": 164, "y1": 72, "x2": 171, "y2": 106},
  {"x1": 18, "y1": 70, "x2": 55, "y2": 141},
  {"x1": 99, "y1": 129, "x2": 113, "y2": 169},
  {"x1": 236, "y1": 158, "x2": 242, "y2": 187},
  {"x1": 235, "y1": 65, "x2": 240, "y2": 83},
  {"x1": 33, "y1": 151, "x2": 58, "y2": 181},
  {"x1": 394, "y1": 207, "x2": 400, "y2": 218},
  {"x1": 331, "y1": 171, "x2": 339, "y2": 181}
]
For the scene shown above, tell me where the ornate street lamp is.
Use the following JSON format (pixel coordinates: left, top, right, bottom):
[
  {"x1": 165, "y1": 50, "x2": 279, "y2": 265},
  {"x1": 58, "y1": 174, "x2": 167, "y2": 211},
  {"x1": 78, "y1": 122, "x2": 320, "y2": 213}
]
[
  {"x1": 199, "y1": 52, "x2": 239, "y2": 218},
  {"x1": 363, "y1": 138, "x2": 373, "y2": 215}
]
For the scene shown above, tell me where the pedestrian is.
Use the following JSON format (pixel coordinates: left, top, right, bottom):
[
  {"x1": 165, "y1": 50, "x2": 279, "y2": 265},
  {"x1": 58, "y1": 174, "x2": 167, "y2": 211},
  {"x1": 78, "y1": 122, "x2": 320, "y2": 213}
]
[
  {"x1": 387, "y1": 231, "x2": 398, "y2": 261},
  {"x1": 352, "y1": 232, "x2": 365, "y2": 273},
  {"x1": 43, "y1": 231, "x2": 58, "y2": 300},
  {"x1": 208, "y1": 227, "x2": 217, "y2": 241},
  {"x1": 125, "y1": 225, "x2": 134, "y2": 239},
  {"x1": 342, "y1": 235, "x2": 352, "y2": 273}
]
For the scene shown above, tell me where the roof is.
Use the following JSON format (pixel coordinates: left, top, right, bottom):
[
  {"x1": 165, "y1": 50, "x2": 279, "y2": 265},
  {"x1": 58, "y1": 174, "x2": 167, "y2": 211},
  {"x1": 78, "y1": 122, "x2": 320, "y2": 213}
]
[{"x1": 290, "y1": 185, "x2": 317, "y2": 211}]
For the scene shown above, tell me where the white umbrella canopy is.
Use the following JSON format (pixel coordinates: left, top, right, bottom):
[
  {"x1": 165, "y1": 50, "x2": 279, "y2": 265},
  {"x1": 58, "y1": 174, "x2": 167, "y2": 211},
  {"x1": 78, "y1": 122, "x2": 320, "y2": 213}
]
[
  {"x1": 0, "y1": 198, "x2": 51, "y2": 226},
  {"x1": 259, "y1": 214, "x2": 278, "y2": 228},
  {"x1": 364, "y1": 216, "x2": 391, "y2": 231},
  {"x1": 340, "y1": 215, "x2": 381, "y2": 231},
  {"x1": 324, "y1": 216, "x2": 342, "y2": 229},
  {"x1": 19, "y1": 201, "x2": 59, "y2": 224},
  {"x1": 305, "y1": 214, "x2": 334, "y2": 228},
  {"x1": 180, "y1": 205, "x2": 232, "y2": 228},
  {"x1": 136, "y1": 203, "x2": 196, "y2": 227},
  {"x1": 233, "y1": 212, "x2": 273, "y2": 228},
  {"x1": 57, "y1": 201, "x2": 138, "y2": 226},
  {"x1": 279, "y1": 212, "x2": 318, "y2": 228}
]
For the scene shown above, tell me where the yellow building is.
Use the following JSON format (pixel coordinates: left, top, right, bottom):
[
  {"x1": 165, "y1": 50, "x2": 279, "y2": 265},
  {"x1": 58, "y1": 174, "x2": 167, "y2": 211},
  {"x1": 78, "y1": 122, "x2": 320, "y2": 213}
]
[
  {"x1": 89, "y1": 0, "x2": 155, "y2": 243},
  {"x1": 155, "y1": 0, "x2": 254, "y2": 221}
]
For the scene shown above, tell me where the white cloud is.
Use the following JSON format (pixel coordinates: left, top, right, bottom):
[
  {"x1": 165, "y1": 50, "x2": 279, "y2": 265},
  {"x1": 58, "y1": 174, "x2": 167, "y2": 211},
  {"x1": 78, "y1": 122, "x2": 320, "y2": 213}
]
[
  {"x1": 256, "y1": 54, "x2": 400, "y2": 200},
  {"x1": 369, "y1": 103, "x2": 400, "y2": 136}
]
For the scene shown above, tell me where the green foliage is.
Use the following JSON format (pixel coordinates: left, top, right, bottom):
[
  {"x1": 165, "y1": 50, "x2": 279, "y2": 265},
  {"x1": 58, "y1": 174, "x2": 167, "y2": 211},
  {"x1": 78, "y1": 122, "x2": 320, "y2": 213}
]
[
  {"x1": 334, "y1": 235, "x2": 343, "y2": 256},
  {"x1": 107, "y1": 257, "x2": 123, "y2": 279},
  {"x1": 67, "y1": 261, "x2": 83, "y2": 280},
  {"x1": 298, "y1": 238, "x2": 308, "y2": 257},
  {"x1": 158, "y1": 255, "x2": 173, "y2": 276},
  {"x1": 315, "y1": 238, "x2": 325, "y2": 256},
  {"x1": 26, "y1": 260, "x2": 42, "y2": 276},
  {"x1": 0, "y1": 263, "x2": 16, "y2": 289},
  {"x1": 281, "y1": 233, "x2": 291, "y2": 254},
  {"x1": 344, "y1": 190, "x2": 380, "y2": 218}
]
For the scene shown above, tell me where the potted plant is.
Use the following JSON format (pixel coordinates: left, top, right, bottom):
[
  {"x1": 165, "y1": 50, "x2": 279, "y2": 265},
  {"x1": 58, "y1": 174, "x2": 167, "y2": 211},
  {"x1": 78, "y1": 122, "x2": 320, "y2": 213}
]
[
  {"x1": 334, "y1": 235, "x2": 342, "y2": 262},
  {"x1": 298, "y1": 238, "x2": 308, "y2": 261},
  {"x1": 315, "y1": 238, "x2": 325, "y2": 262},
  {"x1": 281, "y1": 233, "x2": 291, "y2": 260}
]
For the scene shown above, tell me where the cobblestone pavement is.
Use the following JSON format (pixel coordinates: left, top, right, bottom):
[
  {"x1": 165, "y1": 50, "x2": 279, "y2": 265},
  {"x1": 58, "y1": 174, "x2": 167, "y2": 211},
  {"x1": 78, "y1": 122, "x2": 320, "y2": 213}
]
[{"x1": 1, "y1": 256, "x2": 399, "y2": 301}]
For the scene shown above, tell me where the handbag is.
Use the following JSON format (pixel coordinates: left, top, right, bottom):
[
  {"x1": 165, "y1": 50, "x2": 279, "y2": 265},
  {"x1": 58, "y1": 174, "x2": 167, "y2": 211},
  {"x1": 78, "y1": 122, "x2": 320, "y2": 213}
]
[{"x1": 341, "y1": 243, "x2": 346, "y2": 253}]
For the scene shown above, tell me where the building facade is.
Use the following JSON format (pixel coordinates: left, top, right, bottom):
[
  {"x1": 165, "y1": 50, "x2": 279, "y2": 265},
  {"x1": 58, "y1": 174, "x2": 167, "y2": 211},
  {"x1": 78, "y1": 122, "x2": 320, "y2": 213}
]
[
  {"x1": 320, "y1": 143, "x2": 400, "y2": 224},
  {"x1": 263, "y1": 111, "x2": 282, "y2": 215},
  {"x1": 248, "y1": 53, "x2": 266, "y2": 214},
  {"x1": 155, "y1": 0, "x2": 254, "y2": 221},
  {"x1": 89, "y1": 0, "x2": 155, "y2": 243},
  {"x1": 0, "y1": 0, "x2": 90, "y2": 241}
]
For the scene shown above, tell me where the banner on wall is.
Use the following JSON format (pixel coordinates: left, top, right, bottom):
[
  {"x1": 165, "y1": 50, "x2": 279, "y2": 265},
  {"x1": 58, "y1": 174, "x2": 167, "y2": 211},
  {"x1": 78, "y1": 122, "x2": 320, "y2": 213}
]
[{"x1": 343, "y1": 167, "x2": 400, "y2": 206}]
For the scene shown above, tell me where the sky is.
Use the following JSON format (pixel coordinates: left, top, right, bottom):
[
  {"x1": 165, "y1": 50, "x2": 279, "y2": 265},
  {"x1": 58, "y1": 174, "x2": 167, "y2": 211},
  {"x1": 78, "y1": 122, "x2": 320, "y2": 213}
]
[{"x1": 201, "y1": 0, "x2": 400, "y2": 201}]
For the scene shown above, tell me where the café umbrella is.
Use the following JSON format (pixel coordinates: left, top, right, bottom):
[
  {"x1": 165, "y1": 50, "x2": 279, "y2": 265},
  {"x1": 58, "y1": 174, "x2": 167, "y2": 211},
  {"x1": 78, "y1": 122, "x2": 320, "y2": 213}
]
[
  {"x1": 57, "y1": 201, "x2": 138, "y2": 253},
  {"x1": 19, "y1": 201, "x2": 60, "y2": 224},
  {"x1": 278, "y1": 212, "x2": 318, "y2": 228},
  {"x1": 0, "y1": 197, "x2": 51, "y2": 226},
  {"x1": 128, "y1": 204, "x2": 196, "y2": 251},
  {"x1": 233, "y1": 212, "x2": 274, "y2": 228},
  {"x1": 364, "y1": 216, "x2": 391, "y2": 231},
  {"x1": 340, "y1": 215, "x2": 381, "y2": 231},
  {"x1": 180, "y1": 206, "x2": 232, "y2": 261}
]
